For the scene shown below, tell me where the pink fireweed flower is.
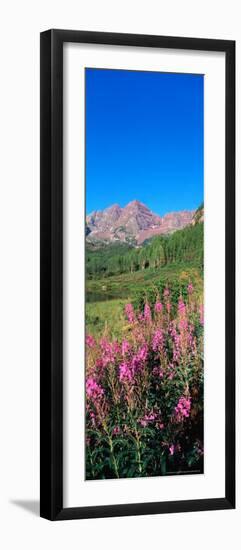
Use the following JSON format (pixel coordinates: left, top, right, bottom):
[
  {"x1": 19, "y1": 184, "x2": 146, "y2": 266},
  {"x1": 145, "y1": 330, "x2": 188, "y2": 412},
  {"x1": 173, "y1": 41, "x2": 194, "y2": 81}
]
[
  {"x1": 121, "y1": 339, "x2": 130, "y2": 356},
  {"x1": 153, "y1": 366, "x2": 164, "y2": 378},
  {"x1": 137, "y1": 343, "x2": 148, "y2": 362},
  {"x1": 100, "y1": 338, "x2": 112, "y2": 352},
  {"x1": 187, "y1": 282, "x2": 194, "y2": 294},
  {"x1": 175, "y1": 396, "x2": 191, "y2": 419},
  {"x1": 112, "y1": 426, "x2": 121, "y2": 435},
  {"x1": 139, "y1": 412, "x2": 157, "y2": 427},
  {"x1": 178, "y1": 317, "x2": 188, "y2": 332},
  {"x1": 100, "y1": 338, "x2": 115, "y2": 366},
  {"x1": 152, "y1": 329, "x2": 164, "y2": 352},
  {"x1": 119, "y1": 362, "x2": 133, "y2": 382},
  {"x1": 169, "y1": 322, "x2": 181, "y2": 362},
  {"x1": 95, "y1": 358, "x2": 104, "y2": 369},
  {"x1": 169, "y1": 444, "x2": 175, "y2": 456},
  {"x1": 138, "y1": 312, "x2": 144, "y2": 322},
  {"x1": 124, "y1": 303, "x2": 135, "y2": 324},
  {"x1": 163, "y1": 288, "x2": 170, "y2": 298},
  {"x1": 144, "y1": 303, "x2": 151, "y2": 322},
  {"x1": 86, "y1": 334, "x2": 96, "y2": 348},
  {"x1": 131, "y1": 344, "x2": 148, "y2": 372},
  {"x1": 167, "y1": 362, "x2": 175, "y2": 380},
  {"x1": 140, "y1": 419, "x2": 148, "y2": 427},
  {"x1": 154, "y1": 301, "x2": 163, "y2": 313},
  {"x1": 86, "y1": 377, "x2": 104, "y2": 401},
  {"x1": 178, "y1": 299, "x2": 186, "y2": 316},
  {"x1": 199, "y1": 303, "x2": 204, "y2": 325},
  {"x1": 112, "y1": 341, "x2": 121, "y2": 355},
  {"x1": 102, "y1": 353, "x2": 114, "y2": 367},
  {"x1": 187, "y1": 324, "x2": 195, "y2": 351}
]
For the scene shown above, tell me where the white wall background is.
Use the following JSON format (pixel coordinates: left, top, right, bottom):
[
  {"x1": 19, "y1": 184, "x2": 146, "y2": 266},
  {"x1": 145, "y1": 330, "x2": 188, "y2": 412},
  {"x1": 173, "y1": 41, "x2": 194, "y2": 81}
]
[{"x1": 0, "y1": 1, "x2": 239, "y2": 548}]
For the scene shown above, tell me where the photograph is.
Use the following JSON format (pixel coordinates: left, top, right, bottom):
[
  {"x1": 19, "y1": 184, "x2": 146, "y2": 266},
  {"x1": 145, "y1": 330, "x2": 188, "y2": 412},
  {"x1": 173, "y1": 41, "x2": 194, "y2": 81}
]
[{"x1": 85, "y1": 67, "x2": 204, "y2": 480}]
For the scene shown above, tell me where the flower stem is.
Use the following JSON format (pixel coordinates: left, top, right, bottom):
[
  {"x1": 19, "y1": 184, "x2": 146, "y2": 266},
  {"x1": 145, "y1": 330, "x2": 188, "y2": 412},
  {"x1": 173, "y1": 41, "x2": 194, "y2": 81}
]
[{"x1": 108, "y1": 436, "x2": 119, "y2": 478}]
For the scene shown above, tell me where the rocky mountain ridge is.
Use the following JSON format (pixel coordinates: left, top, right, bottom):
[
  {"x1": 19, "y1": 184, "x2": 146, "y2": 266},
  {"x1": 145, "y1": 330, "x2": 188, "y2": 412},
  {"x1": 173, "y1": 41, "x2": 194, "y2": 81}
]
[{"x1": 86, "y1": 200, "x2": 195, "y2": 245}]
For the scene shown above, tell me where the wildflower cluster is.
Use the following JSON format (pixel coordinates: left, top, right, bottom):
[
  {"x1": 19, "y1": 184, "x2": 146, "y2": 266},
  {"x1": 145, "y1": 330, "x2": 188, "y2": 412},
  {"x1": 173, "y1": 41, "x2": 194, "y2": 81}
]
[{"x1": 86, "y1": 285, "x2": 204, "y2": 480}]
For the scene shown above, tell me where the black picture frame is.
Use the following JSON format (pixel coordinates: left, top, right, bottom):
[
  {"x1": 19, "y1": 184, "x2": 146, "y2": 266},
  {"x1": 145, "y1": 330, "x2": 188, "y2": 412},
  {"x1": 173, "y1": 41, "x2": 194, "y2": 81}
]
[{"x1": 40, "y1": 29, "x2": 235, "y2": 521}]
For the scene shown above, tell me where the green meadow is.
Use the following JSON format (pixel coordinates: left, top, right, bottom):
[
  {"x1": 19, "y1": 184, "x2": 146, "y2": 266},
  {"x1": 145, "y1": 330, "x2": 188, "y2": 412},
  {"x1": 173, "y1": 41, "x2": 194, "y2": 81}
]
[{"x1": 86, "y1": 262, "x2": 203, "y2": 339}]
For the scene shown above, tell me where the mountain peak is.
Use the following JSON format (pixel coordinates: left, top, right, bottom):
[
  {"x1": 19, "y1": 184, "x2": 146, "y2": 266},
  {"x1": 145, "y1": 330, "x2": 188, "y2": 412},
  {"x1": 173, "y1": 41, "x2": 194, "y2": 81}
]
[
  {"x1": 125, "y1": 199, "x2": 149, "y2": 210},
  {"x1": 86, "y1": 201, "x2": 194, "y2": 245},
  {"x1": 104, "y1": 203, "x2": 121, "y2": 211},
  {"x1": 126, "y1": 199, "x2": 143, "y2": 206}
]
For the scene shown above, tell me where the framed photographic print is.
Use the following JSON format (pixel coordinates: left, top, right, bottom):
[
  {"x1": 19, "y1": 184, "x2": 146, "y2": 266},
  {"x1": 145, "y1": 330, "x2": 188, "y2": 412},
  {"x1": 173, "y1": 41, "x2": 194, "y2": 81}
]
[{"x1": 40, "y1": 29, "x2": 235, "y2": 520}]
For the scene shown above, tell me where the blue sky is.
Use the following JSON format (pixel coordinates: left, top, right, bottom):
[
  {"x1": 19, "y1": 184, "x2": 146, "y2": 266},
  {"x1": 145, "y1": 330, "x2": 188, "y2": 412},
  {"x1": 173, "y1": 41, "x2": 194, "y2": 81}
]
[{"x1": 85, "y1": 68, "x2": 203, "y2": 216}]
